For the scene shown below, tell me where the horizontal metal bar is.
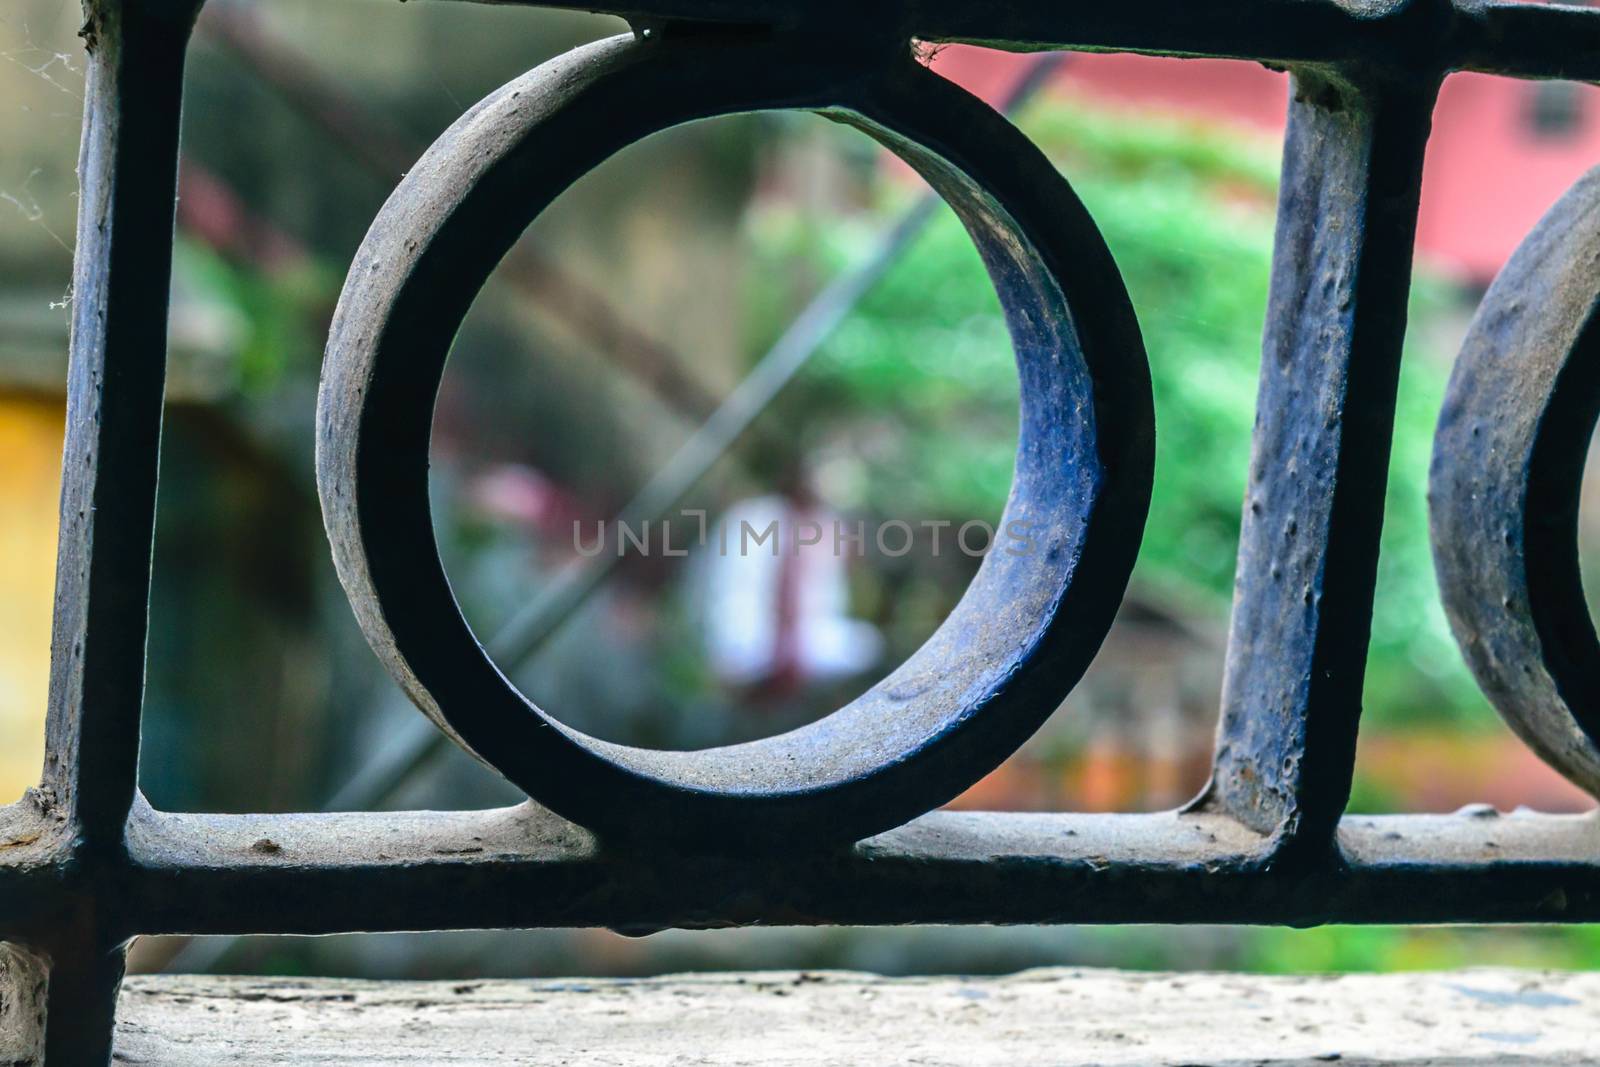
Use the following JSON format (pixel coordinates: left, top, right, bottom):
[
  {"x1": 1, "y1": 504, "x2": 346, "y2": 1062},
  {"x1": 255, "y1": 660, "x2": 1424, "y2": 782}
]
[
  {"x1": 1451, "y1": 0, "x2": 1600, "y2": 81},
  {"x1": 114, "y1": 804, "x2": 1599, "y2": 934},
  {"x1": 429, "y1": 0, "x2": 1600, "y2": 81}
]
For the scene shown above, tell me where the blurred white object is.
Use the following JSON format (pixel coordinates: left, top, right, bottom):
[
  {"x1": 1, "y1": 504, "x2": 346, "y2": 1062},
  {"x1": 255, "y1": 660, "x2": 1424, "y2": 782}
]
[{"x1": 699, "y1": 495, "x2": 882, "y2": 689}]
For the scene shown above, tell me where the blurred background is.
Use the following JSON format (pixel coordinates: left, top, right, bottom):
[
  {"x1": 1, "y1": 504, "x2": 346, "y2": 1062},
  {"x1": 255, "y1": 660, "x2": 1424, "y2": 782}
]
[{"x1": 5, "y1": 0, "x2": 1600, "y2": 980}]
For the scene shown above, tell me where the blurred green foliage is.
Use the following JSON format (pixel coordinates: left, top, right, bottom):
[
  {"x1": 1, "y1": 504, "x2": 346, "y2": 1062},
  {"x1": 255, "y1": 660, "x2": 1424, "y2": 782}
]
[
  {"x1": 746, "y1": 96, "x2": 1489, "y2": 729},
  {"x1": 1055, "y1": 923, "x2": 1600, "y2": 972},
  {"x1": 1243, "y1": 924, "x2": 1600, "y2": 972},
  {"x1": 173, "y1": 238, "x2": 336, "y2": 396}
]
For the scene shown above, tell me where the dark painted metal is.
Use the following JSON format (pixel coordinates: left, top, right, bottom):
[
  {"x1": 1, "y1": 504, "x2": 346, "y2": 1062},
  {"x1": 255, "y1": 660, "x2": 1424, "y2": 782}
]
[
  {"x1": 163, "y1": 51, "x2": 1070, "y2": 977},
  {"x1": 316, "y1": 31, "x2": 1154, "y2": 851},
  {"x1": 8, "y1": 0, "x2": 1600, "y2": 1061},
  {"x1": 1202, "y1": 70, "x2": 1438, "y2": 859},
  {"x1": 28, "y1": 0, "x2": 202, "y2": 1060},
  {"x1": 3, "y1": 802, "x2": 1597, "y2": 939},
  {"x1": 1431, "y1": 167, "x2": 1600, "y2": 797},
  {"x1": 110, "y1": 803, "x2": 1600, "y2": 932},
  {"x1": 315, "y1": 53, "x2": 1067, "y2": 815},
  {"x1": 45, "y1": 0, "x2": 198, "y2": 856},
  {"x1": 443, "y1": 0, "x2": 1600, "y2": 81}
]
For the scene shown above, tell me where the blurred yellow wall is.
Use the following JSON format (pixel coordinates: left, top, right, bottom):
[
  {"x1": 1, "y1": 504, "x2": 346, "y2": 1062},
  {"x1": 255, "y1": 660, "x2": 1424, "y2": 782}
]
[{"x1": 0, "y1": 391, "x2": 61, "y2": 802}]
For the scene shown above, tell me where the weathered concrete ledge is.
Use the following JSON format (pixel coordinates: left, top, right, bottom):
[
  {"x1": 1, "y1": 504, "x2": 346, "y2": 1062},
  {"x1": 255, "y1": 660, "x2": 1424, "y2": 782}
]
[{"x1": 111, "y1": 967, "x2": 1600, "y2": 1065}]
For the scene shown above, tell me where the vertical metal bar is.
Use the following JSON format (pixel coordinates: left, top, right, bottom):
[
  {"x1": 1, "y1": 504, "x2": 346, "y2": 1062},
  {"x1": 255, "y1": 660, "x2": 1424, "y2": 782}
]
[
  {"x1": 41, "y1": 942, "x2": 128, "y2": 1064},
  {"x1": 37, "y1": 1, "x2": 201, "y2": 1059},
  {"x1": 43, "y1": 0, "x2": 198, "y2": 850},
  {"x1": 1202, "y1": 69, "x2": 1439, "y2": 859}
]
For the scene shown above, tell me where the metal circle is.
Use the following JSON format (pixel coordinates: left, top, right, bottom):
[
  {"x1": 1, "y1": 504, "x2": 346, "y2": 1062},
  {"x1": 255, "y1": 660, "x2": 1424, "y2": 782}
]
[
  {"x1": 317, "y1": 33, "x2": 1154, "y2": 848},
  {"x1": 1431, "y1": 166, "x2": 1600, "y2": 796}
]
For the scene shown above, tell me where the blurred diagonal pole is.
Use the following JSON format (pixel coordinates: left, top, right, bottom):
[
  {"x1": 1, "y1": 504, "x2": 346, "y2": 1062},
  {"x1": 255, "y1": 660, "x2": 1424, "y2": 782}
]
[
  {"x1": 318, "y1": 196, "x2": 946, "y2": 812},
  {"x1": 162, "y1": 50, "x2": 1063, "y2": 974},
  {"x1": 334, "y1": 49, "x2": 1066, "y2": 809},
  {"x1": 196, "y1": 0, "x2": 729, "y2": 425}
]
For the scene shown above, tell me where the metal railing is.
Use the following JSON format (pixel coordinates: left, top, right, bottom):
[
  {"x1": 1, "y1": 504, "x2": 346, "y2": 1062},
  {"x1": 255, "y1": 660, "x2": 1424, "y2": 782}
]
[{"x1": 8, "y1": 0, "x2": 1600, "y2": 1061}]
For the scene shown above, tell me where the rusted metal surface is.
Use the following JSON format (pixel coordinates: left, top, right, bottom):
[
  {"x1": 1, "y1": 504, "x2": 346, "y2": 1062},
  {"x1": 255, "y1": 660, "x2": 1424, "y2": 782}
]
[{"x1": 9, "y1": 0, "x2": 1600, "y2": 1061}]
